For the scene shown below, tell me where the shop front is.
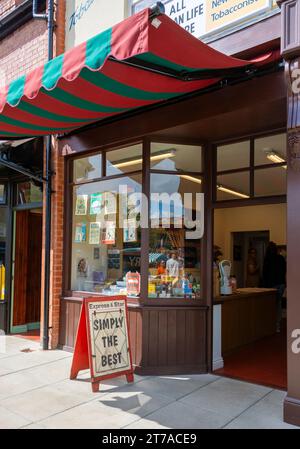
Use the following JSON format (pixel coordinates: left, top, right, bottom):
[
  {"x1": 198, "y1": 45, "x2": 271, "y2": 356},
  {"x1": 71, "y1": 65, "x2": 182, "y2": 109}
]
[{"x1": 0, "y1": 1, "x2": 300, "y2": 426}]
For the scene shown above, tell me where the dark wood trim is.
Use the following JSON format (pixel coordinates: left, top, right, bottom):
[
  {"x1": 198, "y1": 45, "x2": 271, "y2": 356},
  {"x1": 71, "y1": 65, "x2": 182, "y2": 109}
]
[
  {"x1": 203, "y1": 143, "x2": 214, "y2": 371},
  {"x1": 140, "y1": 138, "x2": 150, "y2": 302},
  {"x1": 213, "y1": 127, "x2": 287, "y2": 147},
  {"x1": 213, "y1": 195, "x2": 287, "y2": 209},
  {"x1": 70, "y1": 170, "x2": 142, "y2": 187}
]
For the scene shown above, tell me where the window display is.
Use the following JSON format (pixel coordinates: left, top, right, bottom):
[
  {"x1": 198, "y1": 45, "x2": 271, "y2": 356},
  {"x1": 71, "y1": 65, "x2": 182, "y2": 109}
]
[
  {"x1": 71, "y1": 174, "x2": 142, "y2": 295},
  {"x1": 148, "y1": 173, "x2": 202, "y2": 299}
]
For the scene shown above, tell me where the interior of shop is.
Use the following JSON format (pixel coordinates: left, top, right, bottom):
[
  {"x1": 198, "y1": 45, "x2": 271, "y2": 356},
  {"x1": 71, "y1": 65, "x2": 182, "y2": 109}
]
[{"x1": 212, "y1": 133, "x2": 287, "y2": 390}]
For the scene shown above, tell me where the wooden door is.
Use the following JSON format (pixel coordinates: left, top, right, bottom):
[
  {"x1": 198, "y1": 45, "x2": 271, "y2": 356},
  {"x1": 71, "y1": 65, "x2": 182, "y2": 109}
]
[
  {"x1": 26, "y1": 212, "x2": 42, "y2": 324},
  {"x1": 12, "y1": 210, "x2": 42, "y2": 328}
]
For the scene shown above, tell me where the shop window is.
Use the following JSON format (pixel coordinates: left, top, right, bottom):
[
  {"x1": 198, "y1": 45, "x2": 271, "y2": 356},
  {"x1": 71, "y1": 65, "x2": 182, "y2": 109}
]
[
  {"x1": 71, "y1": 174, "x2": 142, "y2": 294},
  {"x1": 0, "y1": 208, "x2": 6, "y2": 301},
  {"x1": 151, "y1": 143, "x2": 202, "y2": 172},
  {"x1": 73, "y1": 154, "x2": 102, "y2": 183},
  {"x1": 106, "y1": 144, "x2": 143, "y2": 176},
  {"x1": 255, "y1": 167, "x2": 287, "y2": 197},
  {"x1": 217, "y1": 140, "x2": 250, "y2": 172},
  {"x1": 0, "y1": 185, "x2": 6, "y2": 204},
  {"x1": 255, "y1": 133, "x2": 287, "y2": 167},
  {"x1": 217, "y1": 172, "x2": 250, "y2": 201},
  {"x1": 17, "y1": 181, "x2": 43, "y2": 205},
  {"x1": 148, "y1": 173, "x2": 203, "y2": 299}
]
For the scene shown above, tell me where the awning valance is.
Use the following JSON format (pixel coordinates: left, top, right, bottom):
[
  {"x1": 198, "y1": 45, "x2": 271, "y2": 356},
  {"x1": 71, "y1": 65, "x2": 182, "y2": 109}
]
[{"x1": 0, "y1": 7, "x2": 279, "y2": 139}]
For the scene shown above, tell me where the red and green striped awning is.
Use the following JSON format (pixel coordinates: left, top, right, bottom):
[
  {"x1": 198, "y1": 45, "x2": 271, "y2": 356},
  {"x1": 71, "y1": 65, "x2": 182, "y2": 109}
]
[{"x1": 0, "y1": 7, "x2": 279, "y2": 139}]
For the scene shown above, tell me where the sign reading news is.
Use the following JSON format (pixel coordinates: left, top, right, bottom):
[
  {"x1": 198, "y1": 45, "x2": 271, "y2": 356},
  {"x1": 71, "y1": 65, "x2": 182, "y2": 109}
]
[{"x1": 134, "y1": 0, "x2": 279, "y2": 39}]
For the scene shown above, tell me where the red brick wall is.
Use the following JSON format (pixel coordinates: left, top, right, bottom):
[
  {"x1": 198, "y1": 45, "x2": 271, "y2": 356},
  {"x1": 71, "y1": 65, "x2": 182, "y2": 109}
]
[
  {"x1": 0, "y1": 0, "x2": 67, "y2": 349},
  {"x1": 0, "y1": 20, "x2": 48, "y2": 87}
]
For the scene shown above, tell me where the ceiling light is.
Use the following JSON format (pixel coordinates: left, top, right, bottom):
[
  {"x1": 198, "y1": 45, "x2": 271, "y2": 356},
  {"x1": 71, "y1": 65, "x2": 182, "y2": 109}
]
[
  {"x1": 114, "y1": 150, "x2": 176, "y2": 169},
  {"x1": 180, "y1": 175, "x2": 202, "y2": 184},
  {"x1": 265, "y1": 149, "x2": 286, "y2": 164},
  {"x1": 217, "y1": 184, "x2": 250, "y2": 199}
]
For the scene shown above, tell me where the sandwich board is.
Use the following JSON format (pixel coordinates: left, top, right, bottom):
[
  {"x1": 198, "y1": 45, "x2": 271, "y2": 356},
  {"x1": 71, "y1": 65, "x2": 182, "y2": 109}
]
[{"x1": 70, "y1": 296, "x2": 134, "y2": 392}]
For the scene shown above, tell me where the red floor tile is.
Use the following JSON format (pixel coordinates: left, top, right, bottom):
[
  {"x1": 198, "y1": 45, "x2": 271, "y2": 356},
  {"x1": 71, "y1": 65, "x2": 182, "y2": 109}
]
[
  {"x1": 215, "y1": 325, "x2": 287, "y2": 390},
  {"x1": 15, "y1": 329, "x2": 40, "y2": 342}
]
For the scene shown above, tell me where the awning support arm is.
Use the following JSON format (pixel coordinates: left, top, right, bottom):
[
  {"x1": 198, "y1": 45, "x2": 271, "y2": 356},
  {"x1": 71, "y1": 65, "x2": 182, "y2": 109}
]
[{"x1": 0, "y1": 154, "x2": 45, "y2": 183}]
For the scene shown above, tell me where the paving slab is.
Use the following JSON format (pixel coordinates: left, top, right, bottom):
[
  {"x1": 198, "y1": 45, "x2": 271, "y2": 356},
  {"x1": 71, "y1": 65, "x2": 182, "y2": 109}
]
[
  {"x1": 180, "y1": 377, "x2": 272, "y2": 420},
  {"x1": 33, "y1": 400, "x2": 141, "y2": 429},
  {"x1": 0, "y1": 405, "x2": 31, "y2": 429},
  {"x1": 129, "y1": 374, "x2": 219, "y2": 400},
  {"x1": 224, "y1": 390, "x2": 297, "y2": 429},
  {"x1": 125, "y1": 401, "x2": 231, "y2": 429}
]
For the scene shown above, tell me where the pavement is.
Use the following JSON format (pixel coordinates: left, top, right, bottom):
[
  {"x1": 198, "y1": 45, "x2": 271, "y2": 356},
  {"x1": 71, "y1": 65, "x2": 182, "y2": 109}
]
[{"x1": 0, "y1": 335, "x2": 297, "y2": 429}]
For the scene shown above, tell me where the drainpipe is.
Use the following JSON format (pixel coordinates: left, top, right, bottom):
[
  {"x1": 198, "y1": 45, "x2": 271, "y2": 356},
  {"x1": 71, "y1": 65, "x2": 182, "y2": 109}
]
[{"x1": 33, "y1": 0, "x2": 55, "y2": 350}]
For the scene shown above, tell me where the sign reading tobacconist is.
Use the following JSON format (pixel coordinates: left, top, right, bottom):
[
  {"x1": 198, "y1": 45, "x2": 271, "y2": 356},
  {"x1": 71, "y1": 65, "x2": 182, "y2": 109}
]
[
  {"x1": 70, "y1": 297, "x2": 134, "y2": 392},
  {"x1": 133, "y1": 0, "x2": 279, "y2": 40}
]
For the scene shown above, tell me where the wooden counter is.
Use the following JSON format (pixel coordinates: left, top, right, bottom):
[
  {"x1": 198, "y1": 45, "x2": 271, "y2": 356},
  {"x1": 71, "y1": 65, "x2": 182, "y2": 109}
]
[{"x1": 215, "y1": 288, "x2": 277, "y2": 356}]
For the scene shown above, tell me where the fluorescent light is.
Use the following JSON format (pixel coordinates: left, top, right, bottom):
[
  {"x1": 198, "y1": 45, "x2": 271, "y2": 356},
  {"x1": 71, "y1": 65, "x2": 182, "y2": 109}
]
[
  {"x1": 180, "y1": 175, "x2": 202, "y2": 184},
  {"x1": 114, "y1": 150, "x2": 175, "y2": 169},
  {"x1": 217, "y1": 184, "x2": 250, "y2": 199},
  {"x1": 265, "y1": 150, "x2": 286, "y2": 164}
]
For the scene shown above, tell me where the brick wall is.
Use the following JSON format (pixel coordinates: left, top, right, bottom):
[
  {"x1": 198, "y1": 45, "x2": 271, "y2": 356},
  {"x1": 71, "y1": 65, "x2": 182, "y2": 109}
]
[
  {"x1": 0, "y1": 20, "x2": 48, "y2": 87},
  {"x1": 0, "y1": 0, "x2": 16, "y2": 18},
  {"x1": 0, "y1": 0, "x2": 67, "y2": 349}
]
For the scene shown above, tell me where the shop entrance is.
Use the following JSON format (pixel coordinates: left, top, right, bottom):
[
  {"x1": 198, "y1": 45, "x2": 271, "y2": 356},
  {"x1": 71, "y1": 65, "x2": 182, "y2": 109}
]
[
  {"x1": 10, "y1": 208, "x2": 42, "y2": 334},
  {"x1": 212, "y1": 131, "x2": 287, "y2": 389}
]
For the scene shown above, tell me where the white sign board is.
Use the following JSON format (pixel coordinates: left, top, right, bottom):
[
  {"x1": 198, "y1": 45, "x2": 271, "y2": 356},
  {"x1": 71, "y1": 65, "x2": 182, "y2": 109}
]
[
  {"x1": 133, "y1": 0, "x2": 278, "y2": 40},
  {"x1": 87, "y1": 298, "x2": 130, "y2": 377}
]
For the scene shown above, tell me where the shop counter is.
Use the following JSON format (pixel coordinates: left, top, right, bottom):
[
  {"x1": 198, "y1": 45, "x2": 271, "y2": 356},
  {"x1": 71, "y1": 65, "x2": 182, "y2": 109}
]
[{"x1": 214, "y1": 288, "x2": 277, "y2": 356}]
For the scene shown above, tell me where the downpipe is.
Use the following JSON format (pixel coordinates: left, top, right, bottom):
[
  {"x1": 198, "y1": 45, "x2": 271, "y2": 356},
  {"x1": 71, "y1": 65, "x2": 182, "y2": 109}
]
[{"x1": 33, "y1": 0, "x2": 55, "y2": 350}]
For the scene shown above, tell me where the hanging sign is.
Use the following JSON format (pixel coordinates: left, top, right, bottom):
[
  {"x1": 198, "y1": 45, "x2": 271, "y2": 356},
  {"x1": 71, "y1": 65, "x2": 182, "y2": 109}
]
[
  {"x1": 70, "y1": 296, "x2": 134, "y2": 392},
  {"x1": 126, "y1": 272, "x2": 141, "y2": 296}
]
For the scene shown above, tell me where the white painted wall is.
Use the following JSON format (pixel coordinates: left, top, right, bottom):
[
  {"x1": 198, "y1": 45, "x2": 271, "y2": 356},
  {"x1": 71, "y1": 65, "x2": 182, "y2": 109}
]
[{"x1": 65, "y1": 0, "x2": 128, "y2": 50}]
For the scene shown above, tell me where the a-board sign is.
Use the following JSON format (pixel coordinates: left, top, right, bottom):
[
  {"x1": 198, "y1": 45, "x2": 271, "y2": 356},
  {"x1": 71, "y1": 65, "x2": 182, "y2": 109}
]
[{"x1": 70, "y1": 296, "x2": 134, "y2": 392}]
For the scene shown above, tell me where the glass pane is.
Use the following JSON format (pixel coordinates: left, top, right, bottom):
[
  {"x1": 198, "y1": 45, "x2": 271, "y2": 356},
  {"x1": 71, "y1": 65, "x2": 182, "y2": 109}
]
[
  {"x1": 217, "y1": 141, "x2": 250, "y2": 171},
  {"x1": 73, "y1": 154, "x2": 102, "y2": 182},
  {"x1": 255, "y1": 133, "x2": 287, "y2": 166},
  {"x1": 71, "y1": 174, "x2": 142, "y2": 295},
  {"x1": 217, "y1": 172, "x2": 250, "y2": 200},
  {"x1": 148, "y1": 173, "x2": 203, "y2": 299},
  {"x1": 106, "y1": 144, "x2": 143, "y2": 176},
  {"x1": 0, "y1": 208, "x2": 6, "y2": 301},
  {"x1": 255, "y1": 167, "x2": 287, "y2": 197},
  {"x1": 151, "y1": 143, "x2": 202, "y2": 172},
  {"x1": 17, "y1": 182, "x2": 43, "y2": 204},
  {"x1": 0, "y1": 185, "x2": 5, "y2": 203}
]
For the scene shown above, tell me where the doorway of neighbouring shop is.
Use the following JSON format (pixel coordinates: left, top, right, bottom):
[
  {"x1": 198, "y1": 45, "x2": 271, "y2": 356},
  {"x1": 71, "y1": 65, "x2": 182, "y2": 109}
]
[{"x1": 10, "y1": 208, "x2": 43, "y2": 335}]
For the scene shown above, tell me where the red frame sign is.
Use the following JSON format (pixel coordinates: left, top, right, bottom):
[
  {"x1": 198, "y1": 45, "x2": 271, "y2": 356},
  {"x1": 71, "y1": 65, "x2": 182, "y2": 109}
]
[
  {"x1": 126, "y1": 271, "x2": 141, "y2": 296},
  {"x1": 70, "y1": 296, "x2": 134, "y2": 392}
]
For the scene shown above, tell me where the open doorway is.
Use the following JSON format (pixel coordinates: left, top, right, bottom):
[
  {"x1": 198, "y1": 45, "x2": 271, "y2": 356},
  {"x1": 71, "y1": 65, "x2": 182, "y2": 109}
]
[
  {"x1": 10, "y1": 209, "x2": 42, "y2": 335},
  {"x1": 213, "y1": 203, "x2": 287, "y2": 389},
  {"x1": 232, "y1": 230, "x2": 269, "y2": 288}
]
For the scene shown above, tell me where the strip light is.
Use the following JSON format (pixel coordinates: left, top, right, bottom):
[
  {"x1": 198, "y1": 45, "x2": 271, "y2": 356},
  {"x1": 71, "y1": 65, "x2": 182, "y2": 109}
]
[
  {"x1": 265, "y1": 150, "x2": 287, "y2": 168},
  {"x1": 217, "y1": 184, "x2": 250, "y2": 199},
  {"x1": 180, "y1": 175, "x2": 202, "y2": 184},
  {"x1": 113, "y1": 150, "x2": 176, "y2": 169}
]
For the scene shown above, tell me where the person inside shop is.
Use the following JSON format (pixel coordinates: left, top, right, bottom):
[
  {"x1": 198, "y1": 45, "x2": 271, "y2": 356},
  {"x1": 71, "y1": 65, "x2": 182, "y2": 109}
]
[
  {"x1": 246, "y1": 247, "x2": 260, "y2": 287},
  {"x1": 166, "y1": 252, "x2": 180, "y2": 278},
  {"x1": 262, "y1": 241, "x2": 286, "y2": 332},
  {"x1": 157, "y1": 260, "x2": 166, "y2": 276}
]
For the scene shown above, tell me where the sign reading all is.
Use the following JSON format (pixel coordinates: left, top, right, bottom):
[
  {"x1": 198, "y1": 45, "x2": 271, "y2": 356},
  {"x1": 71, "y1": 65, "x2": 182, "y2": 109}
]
[
  {"x1": 70, "y1": 297, "x2": 134, "y2": 392},
  {"x1": 134, "y1": 0, "x2": 278, "y2": 40}
]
